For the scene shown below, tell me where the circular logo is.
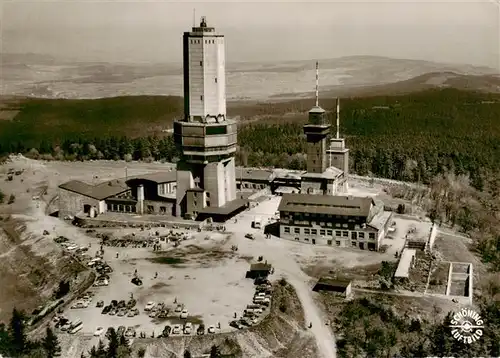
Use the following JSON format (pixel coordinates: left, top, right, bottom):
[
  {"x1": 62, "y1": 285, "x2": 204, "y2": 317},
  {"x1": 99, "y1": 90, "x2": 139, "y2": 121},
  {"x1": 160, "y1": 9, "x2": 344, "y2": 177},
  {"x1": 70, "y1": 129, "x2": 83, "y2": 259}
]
[{"x1": 449, "y1": 308, "x2": 484, "y2": 344}]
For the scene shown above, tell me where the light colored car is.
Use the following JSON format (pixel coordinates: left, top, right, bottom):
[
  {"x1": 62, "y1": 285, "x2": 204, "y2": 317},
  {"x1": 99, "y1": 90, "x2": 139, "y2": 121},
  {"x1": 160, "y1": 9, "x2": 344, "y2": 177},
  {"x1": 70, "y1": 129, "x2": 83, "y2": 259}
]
[
  {"x1": 144, "y1": 302, "x2": 156, "y2": 311},
  {"x1": 207, "y1": 325, "x2": 216, "y2": 334},
  {"x1": 172, "y1": 324, "x2": 181, "y2": 334},
  {"x1": 94, "y1": 327, "x2": 104, "y2": 336},
  {"x1": 184, "y1": 322, "x2": 192, "y2": 334},
  {"x1": 174, "y1": 305, "x2": 183, "y2": 313},
  {"x1": 180, "y1": 309, "x2": 188, "y2": 319}
]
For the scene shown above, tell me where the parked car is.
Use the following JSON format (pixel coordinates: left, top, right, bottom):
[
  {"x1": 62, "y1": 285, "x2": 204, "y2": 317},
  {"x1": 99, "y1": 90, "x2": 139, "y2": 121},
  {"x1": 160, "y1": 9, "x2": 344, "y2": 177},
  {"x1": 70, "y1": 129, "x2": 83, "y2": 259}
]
[
  {"x1": 162, "y1": 325, "x2": 172, "y2": 337},
  {"x1": 96, "y1": 300, "x2": 104, "y2": 308},
  {"x1": 180, "y1": 309, "x2": 189, "y2": 319},
  {"x1": 125, "y1": 327, "x2": 136, "y2": 338},
  {"x1": 196, "y1": 324, "x2": 205, "y2": 335},
  {"x1": 109, "y1": 309, "x2": 117, "y2": 316},
  {"x1": 144, "y1": 302, "x2": 156, "y2": 311},
  {"x1": 117, "y1": 326, "x2": 126, "y2": 337},
  {"x1": 183, "y1": 322, "x2": 192, "y2": 334},
  {"x1": 172, "y1": 325, "x2": 181, "y2": 335},
  {"x1": 229, "y1": 320, "x2": 243, "y2": 329},
  {"x1": 101, "y1": 306, "x2": 111, "y2": 315},
  {"x1": 174, "y1": 305, "x2": 183, "y2": 313},
  {"x1": 245, "y1": 233, "x2": 255, "y2": 240},
  {"x1": 94, "y1": 327, "x2": 104, "y2": 336},
  {"x1": 207, "y1": 325, "x2": 216, "y2": 334},
  {"x1": 117, "y1": 309, "x2": 127, "y2": 317}
]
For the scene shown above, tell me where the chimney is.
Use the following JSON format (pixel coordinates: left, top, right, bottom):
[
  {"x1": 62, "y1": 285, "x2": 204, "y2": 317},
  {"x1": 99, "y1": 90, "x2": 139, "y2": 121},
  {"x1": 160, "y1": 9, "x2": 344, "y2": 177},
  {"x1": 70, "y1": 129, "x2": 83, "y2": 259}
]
[{"x1": 138, "y1": 184, "x2": 145, "y2": 215}]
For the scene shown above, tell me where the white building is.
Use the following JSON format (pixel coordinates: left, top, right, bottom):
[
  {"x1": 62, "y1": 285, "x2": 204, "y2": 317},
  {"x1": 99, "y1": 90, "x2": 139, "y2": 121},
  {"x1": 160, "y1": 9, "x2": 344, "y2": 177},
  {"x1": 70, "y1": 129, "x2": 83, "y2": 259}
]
[{"x1": 174, "y1": 17, "x2": 244, "y2": 221}]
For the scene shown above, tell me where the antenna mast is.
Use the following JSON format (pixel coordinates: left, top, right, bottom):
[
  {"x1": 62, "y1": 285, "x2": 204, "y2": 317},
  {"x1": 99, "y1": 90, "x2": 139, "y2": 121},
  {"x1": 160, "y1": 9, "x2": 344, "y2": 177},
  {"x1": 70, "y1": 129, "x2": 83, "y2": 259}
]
[
  {"x1": 315, "y1": 61, "x2": 319, "y2": 107},
  {"x1": 192, "y1": 8, "x2": 196, "y2": 27},
  {"x1": 336, "y1": 97, "x2": 340, "y2": 139}
]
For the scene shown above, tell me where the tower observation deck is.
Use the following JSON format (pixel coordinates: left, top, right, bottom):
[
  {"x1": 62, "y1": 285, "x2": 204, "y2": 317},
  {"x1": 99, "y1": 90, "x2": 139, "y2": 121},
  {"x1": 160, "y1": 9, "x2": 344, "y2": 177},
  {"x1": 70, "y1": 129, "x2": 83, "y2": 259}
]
[{"x1": 174, "y1": 17, "x2": 243, "y2": 220}]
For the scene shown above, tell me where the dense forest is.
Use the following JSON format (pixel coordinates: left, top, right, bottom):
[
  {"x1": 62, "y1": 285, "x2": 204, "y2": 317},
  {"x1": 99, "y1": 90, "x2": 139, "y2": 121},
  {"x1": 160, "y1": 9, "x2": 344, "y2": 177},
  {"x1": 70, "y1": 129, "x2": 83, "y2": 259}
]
[
  {"x1": 335, "y1": 295, "x2": 500, "y2": 358},
  {"x1": 2, "y1": 89, "x2": 500, "y2": 191}
]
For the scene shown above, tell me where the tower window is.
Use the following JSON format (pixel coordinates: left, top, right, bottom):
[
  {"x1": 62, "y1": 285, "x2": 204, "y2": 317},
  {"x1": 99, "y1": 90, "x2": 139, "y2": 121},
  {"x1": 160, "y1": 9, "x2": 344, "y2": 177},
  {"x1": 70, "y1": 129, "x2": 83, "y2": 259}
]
[
  {"x1": 215, "y1": 77, "x2": 217, "y2": 83},
  {"x1": 200, "y1": 61, "x2": 203, "y2": 66},
  {"x1": 200, "y1": 95, "x2": 203, "y2": 101}
]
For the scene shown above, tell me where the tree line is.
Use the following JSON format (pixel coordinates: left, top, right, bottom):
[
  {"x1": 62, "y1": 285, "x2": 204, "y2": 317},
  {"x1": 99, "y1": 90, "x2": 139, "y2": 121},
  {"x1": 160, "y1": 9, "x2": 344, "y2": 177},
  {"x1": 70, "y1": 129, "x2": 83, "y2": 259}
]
[{"x1": 2, "y1": 89, "x2": 499, "y2": 192}]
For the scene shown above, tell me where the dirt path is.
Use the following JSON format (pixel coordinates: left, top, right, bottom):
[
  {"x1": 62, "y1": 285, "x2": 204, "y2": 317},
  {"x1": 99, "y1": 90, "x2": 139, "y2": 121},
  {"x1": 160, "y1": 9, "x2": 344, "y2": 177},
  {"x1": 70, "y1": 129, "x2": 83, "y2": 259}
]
[
  {"x1": 225, "y1": 217, "x2": 337, "y2": 358},
  {"x1": 282, "y1": 271, "x2": 337, "y2": 358}
]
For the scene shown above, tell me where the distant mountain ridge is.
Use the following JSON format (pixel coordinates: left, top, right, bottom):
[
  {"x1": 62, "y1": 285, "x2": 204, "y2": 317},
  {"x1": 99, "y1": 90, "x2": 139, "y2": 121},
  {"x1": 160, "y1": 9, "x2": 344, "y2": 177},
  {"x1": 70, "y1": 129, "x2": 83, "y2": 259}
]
[{"x1": 1, "y1": 52, "x2": 498, "y2": 100}]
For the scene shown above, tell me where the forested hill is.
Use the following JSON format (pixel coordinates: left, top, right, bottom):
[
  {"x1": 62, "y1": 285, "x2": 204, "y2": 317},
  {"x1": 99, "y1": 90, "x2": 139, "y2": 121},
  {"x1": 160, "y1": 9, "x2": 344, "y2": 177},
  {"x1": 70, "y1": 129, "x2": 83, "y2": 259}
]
[{"x1": 1, "y1": 88, "x2": 500, "y2": 189}]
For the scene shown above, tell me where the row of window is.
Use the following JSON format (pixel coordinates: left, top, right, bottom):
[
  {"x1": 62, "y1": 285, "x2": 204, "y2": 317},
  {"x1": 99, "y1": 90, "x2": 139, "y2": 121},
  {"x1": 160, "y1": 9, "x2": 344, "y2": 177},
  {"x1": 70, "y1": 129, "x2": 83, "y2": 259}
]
[
  {"x1": 190, "y1": 39, "x2": 220, "y2": 45},
  {"x1": 283, "y1": 226, "x2": 376, "y2": 239},
  {"x1": 291, "y1": 237, "x2": 376, "y2": 250},
  {"x1": 107, "y1": 203, "x2": 136, "y2": 213},
  {"x1": 237, "y1": 182, "x2": 266, "y2": 190}
]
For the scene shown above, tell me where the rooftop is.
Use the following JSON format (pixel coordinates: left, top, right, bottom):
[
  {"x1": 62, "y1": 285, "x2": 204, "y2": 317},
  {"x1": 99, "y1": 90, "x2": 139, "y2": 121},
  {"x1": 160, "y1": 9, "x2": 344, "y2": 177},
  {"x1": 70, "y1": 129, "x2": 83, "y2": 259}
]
[
  {"x1": 236, "y1": 167, "x2": 273, "y2": 181},
  {"x1": 197, "y1": 198, "x2": 248, "y2": 216},
  {"x1": 301, "y1": 166, "x2": 344, "y2": 180},
  {"x1": 316, "y1": 277, "x2": 351, "y2": 289},
  {"x1": 250, "y1": 263, "x2": 272, "y2": 272},
  {"x1": 367, "y1": 210, "x2": 393, "y2": 230},
  {"x1": 278, "y1": 193, "x2": 374, "y2": 217},
  {"x1": 272, "y1": 169, "x2": 303, "y2": 180},
  {"x1": 308, "y1": 106, "x2": 326, "y2": 114},
  {"x1": 394, "y1": 249, "x2": 417, "y2": 278},
  {"x1": 126, "y1": 171, "x2": 177, "y2": 185},
  {"x1": 59, "y1": 179, "x2": 129, "y2": 200}
]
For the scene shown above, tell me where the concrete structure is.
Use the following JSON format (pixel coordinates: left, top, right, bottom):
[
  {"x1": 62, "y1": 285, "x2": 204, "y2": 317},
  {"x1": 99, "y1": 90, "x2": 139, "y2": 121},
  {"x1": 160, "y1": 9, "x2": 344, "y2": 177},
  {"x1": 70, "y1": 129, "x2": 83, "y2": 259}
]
[
  {"x1": 174, "y1": 17, "x2": 245, "y2": 220},
  {"x1": 58, "y1": 171, "x2": 177, "y2": 218},
  {"x1": 326, "y1": 98, "x2": 349, "y2": 192},
  {"x1": 300, "y1": 64, "x2": 347, "y2": 195},
  {"x1": 394, "y1": 248, "x2": 417, "y2": 281},
  {"x1": 278, "y1": 194, "x2": 392, "y2": 251},
  {"x1": 312, "y1": 277, "x2": 352, "y2": 298}
]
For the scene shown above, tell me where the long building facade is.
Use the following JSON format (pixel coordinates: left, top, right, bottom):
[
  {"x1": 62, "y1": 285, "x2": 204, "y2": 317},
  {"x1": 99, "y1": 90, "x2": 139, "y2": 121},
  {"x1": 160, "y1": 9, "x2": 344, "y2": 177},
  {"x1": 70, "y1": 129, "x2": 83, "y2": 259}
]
[{"x1": 278, "y1": 193, "x2": 392, "y2": 251}]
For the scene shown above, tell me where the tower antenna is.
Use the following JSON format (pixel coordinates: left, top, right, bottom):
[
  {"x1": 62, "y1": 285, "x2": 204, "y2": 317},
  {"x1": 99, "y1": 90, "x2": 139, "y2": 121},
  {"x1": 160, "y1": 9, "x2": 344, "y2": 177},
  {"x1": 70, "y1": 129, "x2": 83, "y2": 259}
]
[
  {"x1": 336, "y1": 97, "x2": 340, "y2": 139},
  {"x1": 315, "y1": 61, "x2": 319, "y2": 107},
  {"x1": 192, "y1": 8, "x2": 196, "y2": 27}
]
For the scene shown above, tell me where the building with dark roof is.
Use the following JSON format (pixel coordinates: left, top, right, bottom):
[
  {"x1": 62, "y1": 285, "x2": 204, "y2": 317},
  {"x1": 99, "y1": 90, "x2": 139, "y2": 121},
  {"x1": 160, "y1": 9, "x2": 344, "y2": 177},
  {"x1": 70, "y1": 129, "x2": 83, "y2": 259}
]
[
  {"x1": 278, "y1": 193, "x2": 392, "y2": 251},
  {"x1": 313, "y1": 277, "x2": 352, "y2": 297},
  {"x1": 58, "y1": 170, "x2": 177, "y2": 218},
  {"x1": 236, "y1": 167, "x2": 273, "y2": 192}
]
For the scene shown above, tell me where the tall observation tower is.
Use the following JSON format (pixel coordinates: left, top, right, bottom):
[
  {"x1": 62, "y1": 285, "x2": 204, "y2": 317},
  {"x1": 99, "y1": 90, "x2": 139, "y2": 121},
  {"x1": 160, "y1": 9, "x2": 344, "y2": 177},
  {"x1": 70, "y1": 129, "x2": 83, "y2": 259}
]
[
  {"x1": 300, "y1": 61, "x2": 346, "y2": 195},
  {"x1": 174, "y1": 17, "x2": 239, "y2": 219}
]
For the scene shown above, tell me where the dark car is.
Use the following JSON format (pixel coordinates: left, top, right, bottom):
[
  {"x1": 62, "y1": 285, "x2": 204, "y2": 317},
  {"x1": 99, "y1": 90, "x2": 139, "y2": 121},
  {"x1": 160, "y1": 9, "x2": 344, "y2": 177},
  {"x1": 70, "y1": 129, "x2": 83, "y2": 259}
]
[
  {"x1": 111, "y1": 300, "x2": 118, "y2": 307},
  {"x1": 162, "y1": 325, "x2": 172, "y2": 337},
  {"x1": 117, "y1": 326, "x2": 126, "y2": 337},
  {"x1": 96, "y1": 300, "x2": 104, "y2": 308},
  {"x1": 101, "y1": 305, "x2": 112, "y2": 315},
  {"x1": 229, "y1": 320, "x2": 242, "y2": 329},
  {"x1": 105, "y1": 327, "x2": 114, "y2": 339},
  {"x1": 196, "y1": 324, "x2": 205, "y2": 335}
]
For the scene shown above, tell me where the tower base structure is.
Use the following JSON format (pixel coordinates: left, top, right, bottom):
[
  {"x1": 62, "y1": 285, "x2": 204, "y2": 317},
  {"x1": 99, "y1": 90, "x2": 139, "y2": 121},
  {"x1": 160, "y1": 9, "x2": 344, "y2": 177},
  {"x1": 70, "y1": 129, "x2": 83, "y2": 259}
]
[{"x1": 174, "y1": 119, "x2": 247, "y2": 221}]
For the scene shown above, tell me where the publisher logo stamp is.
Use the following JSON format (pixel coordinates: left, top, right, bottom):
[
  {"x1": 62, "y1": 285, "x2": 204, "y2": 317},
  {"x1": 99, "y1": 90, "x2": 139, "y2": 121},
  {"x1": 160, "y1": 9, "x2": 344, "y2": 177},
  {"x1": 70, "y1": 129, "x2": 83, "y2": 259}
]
[{"x1": 449, "y1": 308, "x2": 484, "y2": 344}]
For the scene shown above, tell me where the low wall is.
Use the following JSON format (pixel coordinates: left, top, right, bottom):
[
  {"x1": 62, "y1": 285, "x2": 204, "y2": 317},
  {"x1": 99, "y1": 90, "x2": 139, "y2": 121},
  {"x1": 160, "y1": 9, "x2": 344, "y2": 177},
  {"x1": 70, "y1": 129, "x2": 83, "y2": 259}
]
[{"x1": 74, "y1": 216, "x2": 200, "y2": 230}]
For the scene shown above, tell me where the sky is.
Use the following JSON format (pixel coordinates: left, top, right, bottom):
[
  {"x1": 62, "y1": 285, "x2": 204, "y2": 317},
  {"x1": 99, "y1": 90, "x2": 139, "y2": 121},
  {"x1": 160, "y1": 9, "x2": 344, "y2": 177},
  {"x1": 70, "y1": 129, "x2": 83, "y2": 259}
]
[{"x1": 2, "y1": 0, "x2": 499, "y2": 69}]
